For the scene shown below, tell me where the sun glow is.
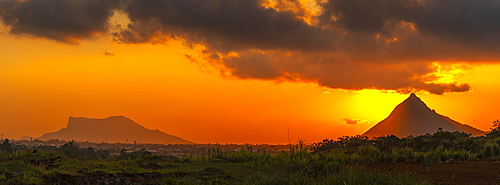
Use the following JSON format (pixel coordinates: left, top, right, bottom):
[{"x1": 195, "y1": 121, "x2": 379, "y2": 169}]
[{"x1": 351, "y1": 90, "x2": 407, "y2": 122}]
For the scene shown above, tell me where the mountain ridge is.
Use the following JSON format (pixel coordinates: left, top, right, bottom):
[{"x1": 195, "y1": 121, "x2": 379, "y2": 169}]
[{"x1": 37, "y1": 116, "x2": 193, "y2": 144}]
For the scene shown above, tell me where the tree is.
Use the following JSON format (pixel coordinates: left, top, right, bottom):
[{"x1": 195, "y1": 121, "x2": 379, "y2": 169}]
[
  {"x1": 374, "y1": 135, "x2": 400, "y2": 152},
  {"x1": 487, "y1": 120, "x2": 500, "y2": 138},
  {"x1": 59, "y1": 141, "x2": 80, "y2": 157},
  {"x1": 1, "y1": 138, "x2": 13, "y2": 153},
  {"x1": 491, "y1": 120, "x2": 500, "y2": 130},
  {"x1": 311, "y1": 135, "x2": 372, "y2": 153}
]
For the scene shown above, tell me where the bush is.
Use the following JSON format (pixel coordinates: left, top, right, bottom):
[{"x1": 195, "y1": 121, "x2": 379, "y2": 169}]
[
  {"x1": 415, "y1": 153, "x2": 424, "y2": 163},
  {"x1": 374, "y1": 135, "x2": 400, "y2": 152},
  {"x1": 358, "y1": 145, "x2": 380, "y2": 163},
  {"x1": 492, "y1": 145, "x2": 500, "y2": 156},
  {"x1": 424, "y1": 151, "x2": 443, "y2": 165},
  {"x1": 311, "y1": 135, "x2": 372, "y2": 153},
  {"x1": 58, "y1": 141, "x2": 79, "y2": 158},
  {"x1": 0, "y1": 139, "x2": 13, "y2": 153},
  {"x1": 477, "y1": 153, "x2": 484, "y2": 159},
  {"x1": 396, "y1": 155, "x2": 407, "y2": 163},
  {"x1": 483, "y1": 146, "x2": 492, "y2": 158}
]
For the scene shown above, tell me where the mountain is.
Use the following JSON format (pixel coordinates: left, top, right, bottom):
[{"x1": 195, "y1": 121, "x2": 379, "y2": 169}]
[
  {"x1": 37, "y1": 116, "x2": 193, "y2": 144},
  {"x1": 363, "y1": 93, "x2": 485, "y2": 138}
]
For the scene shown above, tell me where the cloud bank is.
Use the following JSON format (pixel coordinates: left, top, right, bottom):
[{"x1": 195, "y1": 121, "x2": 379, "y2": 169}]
[{"x1": 2, "y1": 0, "x2": 499, "y2": 94}]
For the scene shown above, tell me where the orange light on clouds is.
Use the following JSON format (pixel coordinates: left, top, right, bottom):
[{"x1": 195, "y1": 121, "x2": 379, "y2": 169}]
[
  {"x1": 260, "y1": 0, "x2": 319, "y2": 25},
  {"x1": 425, "y1": 62, "x2": 469, "y2": 84},
  {"x1": 2, "y1": 5, "x2": 500, "y2": 145}
]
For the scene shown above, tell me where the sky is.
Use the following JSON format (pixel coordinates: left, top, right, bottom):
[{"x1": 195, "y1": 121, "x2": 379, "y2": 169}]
[{"x1": 1, "y1": 0, "x2": 500, "y2": 144}]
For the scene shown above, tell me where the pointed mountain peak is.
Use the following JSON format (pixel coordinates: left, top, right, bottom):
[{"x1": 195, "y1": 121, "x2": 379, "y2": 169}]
[
  {"x1": 409, "y1": 92, "x2": 417, "y2": 98},
  {"x1": 403, "y1": 92, "x2": 424, "y2": 104},
  {"x1": 363, "y1": 92, "x2": 486, "y2": 137},
  {"x1": 407, "y1": 92, "x2": 420, "y2": 100}
]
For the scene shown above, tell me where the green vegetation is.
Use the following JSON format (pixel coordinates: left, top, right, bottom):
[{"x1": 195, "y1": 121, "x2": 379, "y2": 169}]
[
  {"x1": 0, "y1": 140, "x2": 430, "y2": 184},
  {"x1": 1, "y1": 121, "x2": 500, "y2": 184},
  {"x1": 312, "y1": 121, "x2": 500, "y2": 164}
]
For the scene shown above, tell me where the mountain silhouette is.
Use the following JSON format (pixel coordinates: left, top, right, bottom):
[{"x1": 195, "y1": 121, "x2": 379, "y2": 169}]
[
  {"x1": 363, "y1": 93, "x2": 485, "y2": 138},
  {"x1": 37, "y1": 116, "x2": 193, "y2": 144}
]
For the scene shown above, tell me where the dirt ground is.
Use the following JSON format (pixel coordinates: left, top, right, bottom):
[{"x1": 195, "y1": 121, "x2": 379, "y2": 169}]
[{"x1": 363, "y1": 160, "x2": 500, "y2": 185}]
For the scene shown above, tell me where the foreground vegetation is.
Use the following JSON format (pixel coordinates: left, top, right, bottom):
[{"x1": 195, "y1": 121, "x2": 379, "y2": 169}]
[
  {"x1": 1, "y1": 120, "x2": 499, "y2": 184},
  {"x1": 0, "y1": 141, "x2": 431, "y2": 184},
  {"x1": 312, "y1": 121, "x2": 500, "y2": 164}
]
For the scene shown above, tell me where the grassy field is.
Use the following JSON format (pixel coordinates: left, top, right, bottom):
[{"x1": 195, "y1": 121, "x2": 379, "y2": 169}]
[
  {"x1": 0, "y1": 142, "x2": 431, "y2": 184},
  {"x1": 3, "y1": 127, "x2": 500, "y2": 184}
]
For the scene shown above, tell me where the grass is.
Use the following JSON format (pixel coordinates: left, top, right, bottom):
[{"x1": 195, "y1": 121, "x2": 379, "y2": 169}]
[
  {"x1": 0, "y1": 144, "x2": 434, "y2": 184},
  {"x1": 6, "y1": 130, "x2": 500, "y2": 184},
  {"x1": 13, "y1": 131, "x2": 500, "y2": 184}
]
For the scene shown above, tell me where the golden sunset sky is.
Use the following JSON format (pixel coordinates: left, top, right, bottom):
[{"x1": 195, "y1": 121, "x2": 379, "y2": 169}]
[{"x1": 1, "y1": 0, "x2": 499, "y2": 144}]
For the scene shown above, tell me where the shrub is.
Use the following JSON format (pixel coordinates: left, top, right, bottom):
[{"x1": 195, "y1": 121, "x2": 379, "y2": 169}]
[
  {"x1": 477, "y1": 153, "x2": 484, "y2": 159},
  {"x1": 374, "y1": 135, "x2": 401, "y2": 152},
  {"x1": 415, "y1": 153, "x2": 425, "y2": 163},
  {"x1": 483, "y1": 146, "x2": 492, "y2": 158},
  {"x1": 423, "y1": 151, "x2": 443, "y2": 165},
  {"x1": 492, "y1": 145, "x2": 500, "y2": 156},
  {"x1": 0, "y1": 139, "x2": 14, "y2": 153},
  {"x1": 358, "y1": 145, "x2": 380, "y2": 163},
  {"x1": 396, "y1": 155, "x2": 407, "y2": 163}
]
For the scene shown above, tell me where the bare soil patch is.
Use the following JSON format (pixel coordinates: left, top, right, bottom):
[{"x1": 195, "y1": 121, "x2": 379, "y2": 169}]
[{"x1": 363, "y1": 161, "x2": 500, "y2": 185}]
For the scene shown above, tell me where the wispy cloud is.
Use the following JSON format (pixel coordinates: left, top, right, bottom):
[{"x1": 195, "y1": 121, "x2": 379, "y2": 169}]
[
  {"x1": 343, "y1": 118, "x2": 370, "y2": 125},
  {"x1": 103, "y1": 51, "x2": 115, "y2": 57}
]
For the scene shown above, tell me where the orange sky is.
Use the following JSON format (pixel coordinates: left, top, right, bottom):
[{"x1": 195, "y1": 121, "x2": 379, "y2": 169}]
[
  {"x1": 1, "y1": 0, "x2": 500, "y2": 144},
  {"x1": 1, "y1": 34, "x2": 499, "y2": 144}
]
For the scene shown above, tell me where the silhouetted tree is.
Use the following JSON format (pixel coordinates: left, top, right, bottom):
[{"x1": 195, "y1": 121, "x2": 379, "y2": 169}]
[
  {"x1": 487, "y1": 120, "x2": 500, "y2": 138},
  {"x1": 0, "y1": 138, "x2": 13, "y2": 153},
  {"x1": 374, "y1": 135, "x2": 400, "y2": 152},
  {"x1": 311, "y1": 135, "x2": 372, "y2": 153},
  {"x1": 59, "y1": 141, "x2": 80, "y2": 157}
]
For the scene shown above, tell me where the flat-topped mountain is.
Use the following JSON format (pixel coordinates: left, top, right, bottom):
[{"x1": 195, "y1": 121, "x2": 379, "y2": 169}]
[
  {"x1": 37, "y1": 116, "x2": 193, "y2": 144},
  {"x1": 363, "y1": 93, "x2": 485, "y2": 138}
]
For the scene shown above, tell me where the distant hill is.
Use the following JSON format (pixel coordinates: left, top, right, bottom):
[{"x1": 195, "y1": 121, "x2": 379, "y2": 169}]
[
  {"x1": 37, "y1": 116, "x2": 193, "y2": 144},
  {"x1": 363, "y1": 93, "x2": 485, "y2": 138}
]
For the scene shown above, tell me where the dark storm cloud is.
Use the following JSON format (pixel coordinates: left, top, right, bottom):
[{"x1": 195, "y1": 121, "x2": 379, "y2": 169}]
[
  {"x1": 418, "y1": 82, "x2": 471, "y2": 95},
  {"x1": 218, "y1": 51, "x2": 470, "y2": 94},
  {"x1": 0, "y1": 0, "x2": 120, "y2": 44},
  {"x1": 320, "y1": 0, "x2": 500, "y2": 50},
  {"x1": 413, "y1": 0, "x2": 500, "y2": 49},
  {"x1": 114, "y1": 0, "x2": 335, "y2": 52},
  {"x1": 2, "y1": 0, "x2": 498, "y2": 94},
  {"x1": 319, "y1": 0, "x2": 417, "y2": 33}
]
